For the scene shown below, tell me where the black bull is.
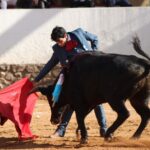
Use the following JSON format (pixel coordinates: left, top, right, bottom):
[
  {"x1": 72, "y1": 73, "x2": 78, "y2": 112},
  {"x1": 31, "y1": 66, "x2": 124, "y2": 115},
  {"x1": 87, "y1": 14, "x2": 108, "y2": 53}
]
[{"x1": 32, "y1": 37, "x2": 150, "y2": 143}]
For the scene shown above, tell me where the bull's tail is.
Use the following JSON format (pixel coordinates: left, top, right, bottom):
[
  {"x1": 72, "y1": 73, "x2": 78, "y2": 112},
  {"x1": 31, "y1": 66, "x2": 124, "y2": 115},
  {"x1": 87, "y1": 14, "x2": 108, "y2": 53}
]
[
  {"x1": 132, "y1": 36, "x2": 150, "y2": 61},
  {"x1": 132, "y1": 36, "x2": 150, "y2": 83}
]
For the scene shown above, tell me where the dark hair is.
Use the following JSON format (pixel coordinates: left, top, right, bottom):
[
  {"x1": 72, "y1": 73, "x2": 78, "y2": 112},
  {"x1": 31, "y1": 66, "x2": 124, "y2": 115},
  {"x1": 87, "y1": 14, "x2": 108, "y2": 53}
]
[{"x1": 51, "y1": 26, "x2": 67, "y2": 41}]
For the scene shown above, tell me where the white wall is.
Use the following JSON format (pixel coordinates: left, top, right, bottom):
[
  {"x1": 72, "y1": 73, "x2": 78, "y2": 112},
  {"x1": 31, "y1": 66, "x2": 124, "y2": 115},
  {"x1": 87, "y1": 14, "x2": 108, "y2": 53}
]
[{"x1": 0, "y1": 7, "x2": 150, "y2": 64}]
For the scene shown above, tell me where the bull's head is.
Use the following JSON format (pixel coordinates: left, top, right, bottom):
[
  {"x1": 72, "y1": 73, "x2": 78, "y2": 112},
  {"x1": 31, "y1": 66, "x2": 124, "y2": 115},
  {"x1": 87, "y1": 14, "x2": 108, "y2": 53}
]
[
  {"x1": 48, "y1": 85, "x2": 68, "y2": 125},
  {"x1": 29, "y1": 84, "x2": 67, "y2": 125},
  {"x1": 50, "y1": 102, "x2": 68, "y2": 125}
]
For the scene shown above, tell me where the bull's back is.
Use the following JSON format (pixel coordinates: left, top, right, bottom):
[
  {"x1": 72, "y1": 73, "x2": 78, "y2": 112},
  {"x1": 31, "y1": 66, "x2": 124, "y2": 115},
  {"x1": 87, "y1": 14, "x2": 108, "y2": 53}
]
[{"x1": 68, "y1": 53, "x2": 150, "y2": 101}]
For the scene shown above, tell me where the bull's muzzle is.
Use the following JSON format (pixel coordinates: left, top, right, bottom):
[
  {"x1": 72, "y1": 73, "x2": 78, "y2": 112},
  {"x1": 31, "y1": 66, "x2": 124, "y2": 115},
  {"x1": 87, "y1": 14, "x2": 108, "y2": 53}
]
[{"x1": 51, "y1": 118, "x2": 60, "y2": 125}]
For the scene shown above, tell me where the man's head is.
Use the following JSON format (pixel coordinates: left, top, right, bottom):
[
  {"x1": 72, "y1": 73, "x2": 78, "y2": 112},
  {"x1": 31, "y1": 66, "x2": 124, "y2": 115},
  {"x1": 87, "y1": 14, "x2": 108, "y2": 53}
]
[{"x1": 51, "y1": 26, "x2": 67, "y2": 47}]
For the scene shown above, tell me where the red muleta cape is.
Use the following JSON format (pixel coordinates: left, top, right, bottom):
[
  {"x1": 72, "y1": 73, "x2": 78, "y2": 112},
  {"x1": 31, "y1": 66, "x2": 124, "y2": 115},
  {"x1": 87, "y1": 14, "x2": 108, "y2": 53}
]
[{"x1": 0, "y1": 77, "x2": 38, "y2": 140}]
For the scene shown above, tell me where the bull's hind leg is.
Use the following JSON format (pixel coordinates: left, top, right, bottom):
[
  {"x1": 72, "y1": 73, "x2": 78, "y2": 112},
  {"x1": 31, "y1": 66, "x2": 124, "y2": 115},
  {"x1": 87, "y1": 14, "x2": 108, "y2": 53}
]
[
  {"x1": 105, "y1": 100, "x2": 130, "y2": 140},
  {"x1": 130, "y1": 89, "x2": 150, "y2": 139}
]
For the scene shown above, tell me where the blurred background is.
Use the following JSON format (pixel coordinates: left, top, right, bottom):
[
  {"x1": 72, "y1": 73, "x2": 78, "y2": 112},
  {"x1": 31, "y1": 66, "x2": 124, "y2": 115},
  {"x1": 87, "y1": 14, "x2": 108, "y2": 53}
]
[{"x1": 0, "y1": 0, "x2": 150, "y2": 9}]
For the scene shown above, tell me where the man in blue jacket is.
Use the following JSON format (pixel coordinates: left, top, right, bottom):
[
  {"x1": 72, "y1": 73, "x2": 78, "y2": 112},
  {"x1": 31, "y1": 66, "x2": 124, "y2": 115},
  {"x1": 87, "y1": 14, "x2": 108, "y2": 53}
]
[{"x1": 34, "y1": 26, "x2": 107, "y2": 138}]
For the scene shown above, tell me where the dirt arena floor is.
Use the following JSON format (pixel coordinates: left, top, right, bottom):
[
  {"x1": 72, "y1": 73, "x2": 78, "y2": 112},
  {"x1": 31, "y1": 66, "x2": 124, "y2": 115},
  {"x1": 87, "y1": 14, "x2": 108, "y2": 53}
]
[{"x1": 0, "y1": 99, "x2": 150, "y2": 150}]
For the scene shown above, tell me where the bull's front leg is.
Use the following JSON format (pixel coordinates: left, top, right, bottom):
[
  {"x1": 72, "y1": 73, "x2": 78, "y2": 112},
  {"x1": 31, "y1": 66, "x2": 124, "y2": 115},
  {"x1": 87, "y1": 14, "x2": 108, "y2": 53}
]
[{"x1": 75, "y1": 110, "x2": 88, "y2": 144}]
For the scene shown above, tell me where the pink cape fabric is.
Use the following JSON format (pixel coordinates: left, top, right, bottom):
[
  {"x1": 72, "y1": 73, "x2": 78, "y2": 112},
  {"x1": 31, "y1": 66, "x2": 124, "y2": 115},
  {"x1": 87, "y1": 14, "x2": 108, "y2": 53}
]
[{"x1": 0, "y1": 77, "x2": 38, "y2": 140}]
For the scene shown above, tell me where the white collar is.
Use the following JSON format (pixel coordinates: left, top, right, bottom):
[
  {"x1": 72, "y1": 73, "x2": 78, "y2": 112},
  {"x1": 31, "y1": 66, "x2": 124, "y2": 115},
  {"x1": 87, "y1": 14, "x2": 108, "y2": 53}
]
[{"x1": 67, "y1": 34, "x2": 71, "y2": 41}]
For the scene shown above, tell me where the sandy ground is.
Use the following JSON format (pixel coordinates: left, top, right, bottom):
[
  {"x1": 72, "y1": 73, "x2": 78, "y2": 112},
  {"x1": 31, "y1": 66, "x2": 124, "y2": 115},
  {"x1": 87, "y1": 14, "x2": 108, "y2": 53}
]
[{"x1": 0, "y1": 99, "x2": 150, "y2": 150}]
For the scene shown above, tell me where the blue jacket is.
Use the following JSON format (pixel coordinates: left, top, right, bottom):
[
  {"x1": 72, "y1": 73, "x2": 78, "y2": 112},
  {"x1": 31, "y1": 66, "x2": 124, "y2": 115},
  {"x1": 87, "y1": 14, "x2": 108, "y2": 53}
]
[{"x1": 34, "y1": 28, "x2": 99, "y2": 82}]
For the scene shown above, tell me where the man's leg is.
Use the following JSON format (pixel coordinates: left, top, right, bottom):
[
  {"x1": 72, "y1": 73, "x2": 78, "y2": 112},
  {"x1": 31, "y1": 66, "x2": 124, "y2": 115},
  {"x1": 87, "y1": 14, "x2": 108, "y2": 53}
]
[
  {"x1": 94, "y1": 104, "x2": 107, "y2": 137},
  {"x1": 51, "y1": 106, "x2": 74, "y2": 138}
]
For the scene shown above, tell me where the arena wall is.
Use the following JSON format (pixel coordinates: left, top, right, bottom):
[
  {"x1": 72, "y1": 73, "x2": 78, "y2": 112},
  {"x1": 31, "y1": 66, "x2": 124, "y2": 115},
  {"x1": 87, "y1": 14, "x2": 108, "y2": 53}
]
[{"x1": 0, "y1": 8, "x2": 150, "y2": 87}]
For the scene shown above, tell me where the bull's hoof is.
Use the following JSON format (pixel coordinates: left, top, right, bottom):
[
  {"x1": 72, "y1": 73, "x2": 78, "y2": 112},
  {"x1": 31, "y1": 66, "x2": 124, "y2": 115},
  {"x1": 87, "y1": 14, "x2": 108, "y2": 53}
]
[
  {"x1": 80, "y1": 138, "x2": 88, "y2": 144},
  {"x1": 104, "y1": 136, "x2": 113, "y2": 142},
  {"x1": 131, "y1": 135, "x2": 140, "y2": 140},
  {"x1": 76, "y1": 129, "x2": 81, "y2": 140},
  {"x1": 104, "y1": 134, "x2": 113, "y2": 142},
  {"x1": 74, "y1": 138, "x2": 88, "y2": 148}
]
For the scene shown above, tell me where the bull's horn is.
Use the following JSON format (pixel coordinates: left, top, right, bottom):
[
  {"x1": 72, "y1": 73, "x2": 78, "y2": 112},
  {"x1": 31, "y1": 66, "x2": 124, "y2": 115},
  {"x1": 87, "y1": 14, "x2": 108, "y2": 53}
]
[{"x1": 52, "y1": 102, "x2": 56, "y2": 108}]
